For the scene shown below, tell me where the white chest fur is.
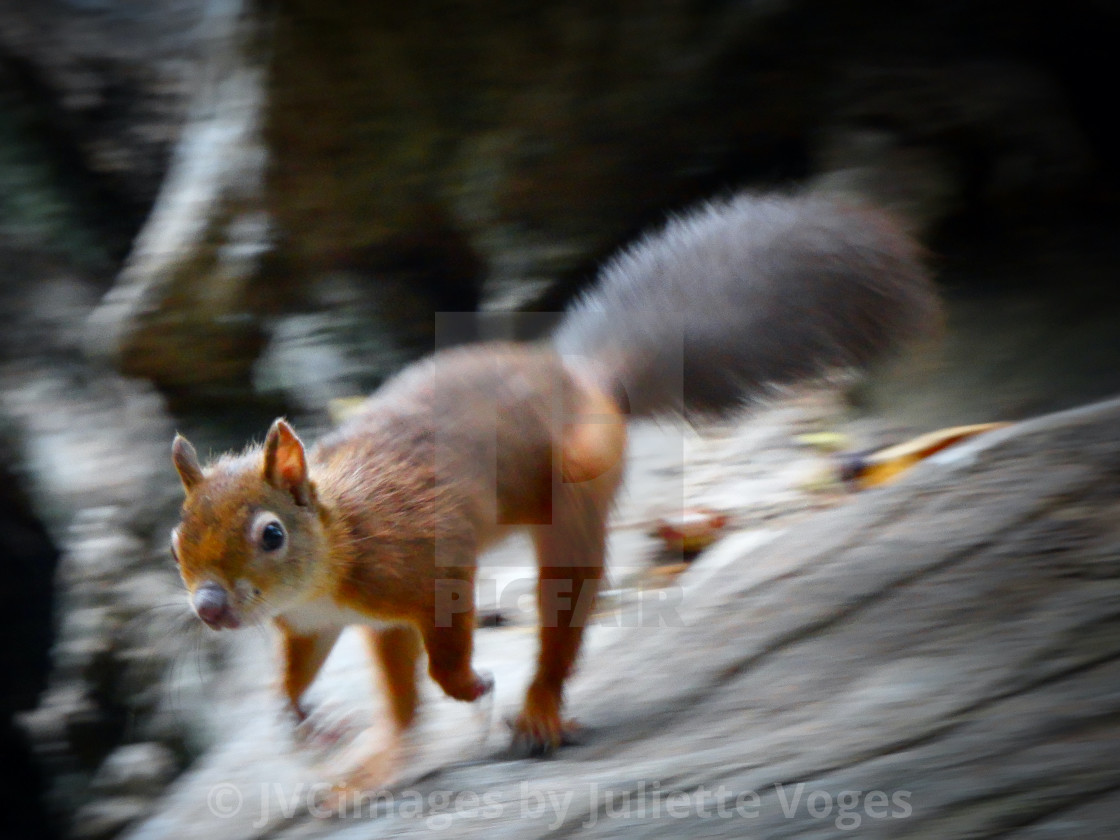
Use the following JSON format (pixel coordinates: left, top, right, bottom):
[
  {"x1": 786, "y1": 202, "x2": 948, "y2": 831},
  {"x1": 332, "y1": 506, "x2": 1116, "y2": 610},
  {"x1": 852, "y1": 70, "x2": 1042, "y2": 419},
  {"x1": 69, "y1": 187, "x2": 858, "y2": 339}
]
[{"x1": 279, "y1": 596, "x2": 399, "y2": 636}]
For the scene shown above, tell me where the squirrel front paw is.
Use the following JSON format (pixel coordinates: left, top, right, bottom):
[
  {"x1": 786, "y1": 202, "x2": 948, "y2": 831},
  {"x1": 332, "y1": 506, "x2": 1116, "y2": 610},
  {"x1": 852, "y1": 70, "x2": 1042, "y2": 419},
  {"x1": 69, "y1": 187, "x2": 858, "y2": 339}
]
[
  {"x1": 472, "y1": 669, "x2": 495, "y2": 701},
  {"x1": 429, "y1": 664, "x2": 494, "y2": 703},
  {"x1": 288, "y1": 700, "x2": 364, "y2": 754},
  {"x1": 316, "y1": 748, "x2": 403, "y2": 814}
]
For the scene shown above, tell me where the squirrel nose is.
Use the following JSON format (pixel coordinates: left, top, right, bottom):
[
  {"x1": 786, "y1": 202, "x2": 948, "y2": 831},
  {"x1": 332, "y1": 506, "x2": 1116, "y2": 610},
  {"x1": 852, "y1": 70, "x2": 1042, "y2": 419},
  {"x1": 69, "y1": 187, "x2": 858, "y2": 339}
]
[{"x1": 192, "y1": 582, "x2": 239, "y2": 629}]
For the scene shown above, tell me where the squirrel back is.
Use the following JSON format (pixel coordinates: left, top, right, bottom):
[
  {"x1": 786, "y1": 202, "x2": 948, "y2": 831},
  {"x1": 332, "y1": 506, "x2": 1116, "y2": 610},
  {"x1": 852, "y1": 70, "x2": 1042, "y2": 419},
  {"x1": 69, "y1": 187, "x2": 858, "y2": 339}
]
[{"x1": 553, "y1": 192, "x2": 937, "y2": 417}]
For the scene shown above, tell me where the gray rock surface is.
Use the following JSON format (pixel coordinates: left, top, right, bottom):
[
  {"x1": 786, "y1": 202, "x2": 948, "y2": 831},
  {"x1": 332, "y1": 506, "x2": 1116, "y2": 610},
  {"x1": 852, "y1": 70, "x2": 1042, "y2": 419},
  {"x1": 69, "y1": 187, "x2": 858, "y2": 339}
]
[
  {"x1": 91, "y1": 744, "x2": 179, "y2": 798},
  {"x1": 119, "y1": 397, "x2": 1120, "y2": 839}
]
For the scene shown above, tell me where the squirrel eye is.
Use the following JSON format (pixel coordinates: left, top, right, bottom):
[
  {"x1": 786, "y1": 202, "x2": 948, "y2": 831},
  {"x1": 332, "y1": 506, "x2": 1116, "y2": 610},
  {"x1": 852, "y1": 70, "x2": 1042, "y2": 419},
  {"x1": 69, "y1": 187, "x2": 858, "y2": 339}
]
[
  {"x1": 170, "y1": 531, "x2": 181, "y2": 565},
  {"x1": 260, "y1": 521, "x2": 285, "y2": 552}
]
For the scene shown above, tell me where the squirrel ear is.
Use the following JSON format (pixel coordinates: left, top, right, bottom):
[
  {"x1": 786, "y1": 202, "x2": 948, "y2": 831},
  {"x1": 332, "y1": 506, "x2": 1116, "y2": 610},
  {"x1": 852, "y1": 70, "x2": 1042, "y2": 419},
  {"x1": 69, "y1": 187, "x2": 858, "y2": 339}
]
[
  {"x1": 263, "y1": 419, "x2": 312, "y2": 506},
  {"x1": 172, "y1": 434, "x2": 204, "y2": 493}
]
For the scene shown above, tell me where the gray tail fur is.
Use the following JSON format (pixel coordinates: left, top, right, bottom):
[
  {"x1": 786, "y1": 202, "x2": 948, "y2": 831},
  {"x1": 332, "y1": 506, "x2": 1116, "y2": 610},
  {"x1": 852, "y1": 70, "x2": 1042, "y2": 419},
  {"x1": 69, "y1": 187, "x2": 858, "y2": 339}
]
[{"x1": 552, "y1": 192, "x2": 939, "y2": 418}]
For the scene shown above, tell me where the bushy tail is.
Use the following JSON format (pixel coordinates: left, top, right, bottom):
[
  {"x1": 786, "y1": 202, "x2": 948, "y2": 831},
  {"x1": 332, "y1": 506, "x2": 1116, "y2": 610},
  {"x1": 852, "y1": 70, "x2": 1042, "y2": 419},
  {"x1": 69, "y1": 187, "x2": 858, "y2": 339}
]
[{"x1": 552, "y1": 192, "x2": 939, "y2": 417}]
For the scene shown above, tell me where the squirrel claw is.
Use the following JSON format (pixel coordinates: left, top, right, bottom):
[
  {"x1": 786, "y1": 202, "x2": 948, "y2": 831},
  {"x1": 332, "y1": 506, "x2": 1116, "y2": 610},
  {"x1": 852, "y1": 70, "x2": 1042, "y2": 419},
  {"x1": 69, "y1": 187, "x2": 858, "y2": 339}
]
[{"x1": 505, "y1": 714, "x2": 582, "y2": 757}]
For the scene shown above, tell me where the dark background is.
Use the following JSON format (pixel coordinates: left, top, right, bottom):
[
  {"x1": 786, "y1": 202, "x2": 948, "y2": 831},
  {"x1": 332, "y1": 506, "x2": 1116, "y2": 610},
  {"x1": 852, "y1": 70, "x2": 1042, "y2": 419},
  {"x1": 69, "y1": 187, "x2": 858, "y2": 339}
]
[{"x1": 1, "y1": 2, "x2": 1118, "y2": 838}]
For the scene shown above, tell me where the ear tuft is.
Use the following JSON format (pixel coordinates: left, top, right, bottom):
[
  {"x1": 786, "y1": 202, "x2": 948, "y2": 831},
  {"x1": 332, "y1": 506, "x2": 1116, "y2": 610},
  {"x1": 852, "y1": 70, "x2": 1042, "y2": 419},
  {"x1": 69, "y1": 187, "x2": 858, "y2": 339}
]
[
  {"x1": 263, "y1": 418, "x2": 312, "y2": 506},
  {"x1": 172, "y1": 434, "x2": 204, "y2": 493}
]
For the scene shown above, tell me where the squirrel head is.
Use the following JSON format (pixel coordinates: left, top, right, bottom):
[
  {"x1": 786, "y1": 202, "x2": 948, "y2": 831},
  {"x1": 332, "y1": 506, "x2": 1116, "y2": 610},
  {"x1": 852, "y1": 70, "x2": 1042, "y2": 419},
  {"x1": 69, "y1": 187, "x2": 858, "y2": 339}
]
[{"x1": 170, "y1": 419, "x2": 330, "y2": 630}]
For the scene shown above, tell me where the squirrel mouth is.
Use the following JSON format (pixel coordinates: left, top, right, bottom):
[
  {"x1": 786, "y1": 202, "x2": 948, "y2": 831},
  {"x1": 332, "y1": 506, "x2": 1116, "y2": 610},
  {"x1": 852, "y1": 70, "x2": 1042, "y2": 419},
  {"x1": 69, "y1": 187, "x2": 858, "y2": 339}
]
[{"x1": 200, "y1": 611, "x2": 242, "y2": 630}]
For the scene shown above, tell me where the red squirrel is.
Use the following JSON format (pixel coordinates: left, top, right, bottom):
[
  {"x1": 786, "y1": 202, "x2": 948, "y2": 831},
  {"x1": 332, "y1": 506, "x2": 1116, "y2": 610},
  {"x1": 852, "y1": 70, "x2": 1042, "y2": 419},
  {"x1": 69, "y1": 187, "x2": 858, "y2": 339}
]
[{"x1": 170, "y1": 192, "x2": 937, "y2": 785}]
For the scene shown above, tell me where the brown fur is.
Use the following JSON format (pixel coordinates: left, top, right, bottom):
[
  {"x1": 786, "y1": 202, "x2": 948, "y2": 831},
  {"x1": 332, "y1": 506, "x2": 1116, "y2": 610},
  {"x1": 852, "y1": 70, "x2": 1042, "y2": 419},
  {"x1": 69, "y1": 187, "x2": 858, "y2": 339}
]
[
  {"x1": 170, "y1": 192, "x2": 936, "y2": 784},
  {"x1": 173, "y1": 344, "x2": 627, "y2": 770}
]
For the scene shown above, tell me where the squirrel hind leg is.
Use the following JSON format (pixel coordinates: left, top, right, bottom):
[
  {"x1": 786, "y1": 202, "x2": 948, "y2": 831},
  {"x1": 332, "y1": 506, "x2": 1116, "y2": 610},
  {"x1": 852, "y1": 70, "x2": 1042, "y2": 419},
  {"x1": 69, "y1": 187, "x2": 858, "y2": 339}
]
[{"x1": 511, "y1": 474, "x2": 614, "y2": 755}]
